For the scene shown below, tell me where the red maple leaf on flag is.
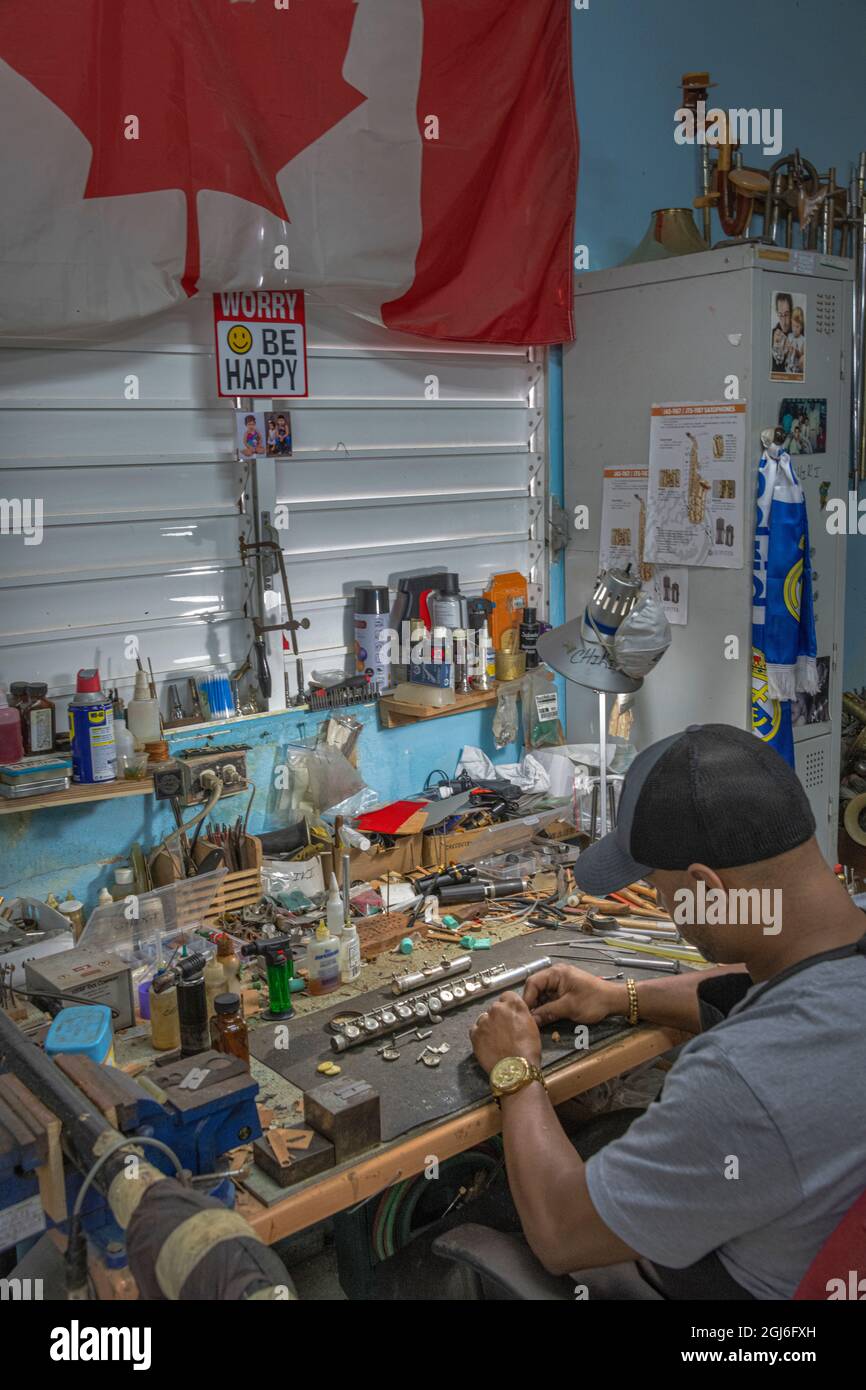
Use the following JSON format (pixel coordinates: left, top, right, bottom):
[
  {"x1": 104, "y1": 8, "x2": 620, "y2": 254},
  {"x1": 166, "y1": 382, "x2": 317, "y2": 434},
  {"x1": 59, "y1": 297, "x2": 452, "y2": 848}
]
[{"x1": 0, "y1": 0, "x2": 365, "y2": 295}]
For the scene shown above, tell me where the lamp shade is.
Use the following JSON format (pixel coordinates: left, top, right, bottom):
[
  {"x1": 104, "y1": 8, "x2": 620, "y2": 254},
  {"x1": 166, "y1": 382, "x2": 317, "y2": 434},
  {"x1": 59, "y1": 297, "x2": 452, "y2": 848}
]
[{"x1": 536, "y1": 620, "x2": 644, "y2": 694}]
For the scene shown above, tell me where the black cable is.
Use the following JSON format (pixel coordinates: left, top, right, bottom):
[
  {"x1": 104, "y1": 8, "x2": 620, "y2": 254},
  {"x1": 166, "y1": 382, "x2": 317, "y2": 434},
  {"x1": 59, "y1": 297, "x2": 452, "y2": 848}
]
[{"x1": 5, "y1": 986, "x2": 120, "y2": 1019}]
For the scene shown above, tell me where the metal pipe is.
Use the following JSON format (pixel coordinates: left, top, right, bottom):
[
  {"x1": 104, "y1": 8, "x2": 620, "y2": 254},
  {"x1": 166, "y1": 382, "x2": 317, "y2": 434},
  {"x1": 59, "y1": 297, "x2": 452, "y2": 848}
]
[{"x1": 331, "y1": 957, "x2": 552, "y2": 1052}]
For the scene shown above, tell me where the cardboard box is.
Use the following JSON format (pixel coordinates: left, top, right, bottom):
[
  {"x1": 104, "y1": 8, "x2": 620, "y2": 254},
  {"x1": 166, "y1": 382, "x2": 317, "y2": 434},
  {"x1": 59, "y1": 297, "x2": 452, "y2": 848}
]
[
  {"x1": 421, "y1": 810, "x2": 576, "y2": 867},
  {"x1": 24, "y1": 946, "x2": 135, "y2": 1029},
  {"x1": 348, "y1": 833, "x2": 425, "y2": 881}
]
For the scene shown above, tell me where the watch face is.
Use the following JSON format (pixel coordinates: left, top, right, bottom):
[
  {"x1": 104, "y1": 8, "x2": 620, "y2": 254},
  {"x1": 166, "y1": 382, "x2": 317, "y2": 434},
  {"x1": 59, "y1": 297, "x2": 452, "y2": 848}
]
[{"x1": 491, "y1": 1056, "x2": 530, "y2": 1092}]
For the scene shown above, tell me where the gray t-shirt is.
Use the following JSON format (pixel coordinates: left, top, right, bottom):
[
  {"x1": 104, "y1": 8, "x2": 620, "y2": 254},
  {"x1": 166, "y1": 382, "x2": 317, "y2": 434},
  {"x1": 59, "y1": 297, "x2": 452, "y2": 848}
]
[{"x1": 585, "y1": 950, "x2": 866, "y2": 1299}]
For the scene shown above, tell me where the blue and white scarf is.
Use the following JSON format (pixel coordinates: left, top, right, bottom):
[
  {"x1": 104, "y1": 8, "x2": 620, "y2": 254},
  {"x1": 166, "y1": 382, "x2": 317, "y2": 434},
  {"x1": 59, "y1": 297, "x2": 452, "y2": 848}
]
[{"x1": 752, "y1": 439, "x2": 817, "y2": 767}]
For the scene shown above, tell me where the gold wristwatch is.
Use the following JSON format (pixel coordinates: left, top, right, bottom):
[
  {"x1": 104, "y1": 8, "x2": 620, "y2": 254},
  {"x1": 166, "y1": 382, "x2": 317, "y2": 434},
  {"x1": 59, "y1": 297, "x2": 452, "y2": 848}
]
[{"x1": 490, "y1": 1055, "x2": 547, "y2": 1102}]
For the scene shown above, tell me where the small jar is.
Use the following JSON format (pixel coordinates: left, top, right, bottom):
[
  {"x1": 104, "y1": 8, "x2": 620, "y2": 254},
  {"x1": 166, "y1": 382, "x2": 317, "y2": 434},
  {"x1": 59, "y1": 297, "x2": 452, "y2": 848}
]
[
  {"x1": 210, "y1": 992, "x2": 249, "y2": 1065},
  {"x1": 23, "y1": 683, "x2": 55, "y2": 754}
]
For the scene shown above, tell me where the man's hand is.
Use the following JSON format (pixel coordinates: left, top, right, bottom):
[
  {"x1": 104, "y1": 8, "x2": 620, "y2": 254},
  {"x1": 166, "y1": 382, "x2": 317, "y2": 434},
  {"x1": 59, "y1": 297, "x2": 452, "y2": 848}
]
[
  {"x1": 522, "y1": 964, "x2": 619, "y2": 1027},
  {"x1": 470, "y1": 991, "x2": 541, "y2": 1075}
]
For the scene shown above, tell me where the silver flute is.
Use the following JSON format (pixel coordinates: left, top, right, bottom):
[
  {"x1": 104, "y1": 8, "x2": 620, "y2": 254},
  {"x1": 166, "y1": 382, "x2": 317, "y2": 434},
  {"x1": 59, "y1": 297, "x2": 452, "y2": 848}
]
[{"x1": 331, "y1": 957, "x2": 552, "y2": 1053}]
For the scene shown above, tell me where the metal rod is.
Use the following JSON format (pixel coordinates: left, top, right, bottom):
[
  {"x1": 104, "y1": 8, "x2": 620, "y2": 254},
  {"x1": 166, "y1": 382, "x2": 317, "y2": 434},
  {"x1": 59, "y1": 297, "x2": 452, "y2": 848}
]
[{"x1": 598, "y1": 689, "x2": 608, "y2": 839}]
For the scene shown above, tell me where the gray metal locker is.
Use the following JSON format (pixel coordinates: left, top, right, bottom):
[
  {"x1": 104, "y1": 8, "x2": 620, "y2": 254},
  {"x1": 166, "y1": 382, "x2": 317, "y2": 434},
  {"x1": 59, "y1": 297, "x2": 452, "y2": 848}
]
[{"x1": 562, "y1": 245, "x2": 851, "y2": 860}]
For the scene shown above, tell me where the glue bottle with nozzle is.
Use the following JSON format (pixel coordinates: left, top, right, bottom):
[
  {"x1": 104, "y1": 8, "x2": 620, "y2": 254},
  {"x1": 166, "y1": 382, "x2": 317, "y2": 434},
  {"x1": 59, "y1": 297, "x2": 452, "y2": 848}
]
[{"x1": 327, "y1": 872, "x2": 345, "y2": 938}]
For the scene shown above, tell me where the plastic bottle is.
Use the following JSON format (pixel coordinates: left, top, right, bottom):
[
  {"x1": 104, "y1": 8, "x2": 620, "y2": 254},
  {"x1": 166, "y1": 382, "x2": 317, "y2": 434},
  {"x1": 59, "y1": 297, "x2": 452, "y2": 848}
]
[
  {"x1": 0, "y1": 688, "x2": 24, "y2": 763},
  {"x1": 209, "y1": 993, "x2": 250, "y2": 1065},
  {"x1": 340, "y1": 918, "x2": 362, "y2": 984},
  {"x1": 113, "y1": 712, "x2": 137, "y2": 776},
  {"x1": 150, "y1": 973, "x2": 180, "y2": 1050},
  {"x1": 306, "y1": 921, "x2": 342, "y2": 995},
  {"x1": 126, "y1": 670, "x2": 161, "y2": 749},
  {"x1": 326, "y1": 872, "x2": 344, "y2": 938},
  {"x1": 97, "y1": 887, "x2": 113, "y2": 908}
]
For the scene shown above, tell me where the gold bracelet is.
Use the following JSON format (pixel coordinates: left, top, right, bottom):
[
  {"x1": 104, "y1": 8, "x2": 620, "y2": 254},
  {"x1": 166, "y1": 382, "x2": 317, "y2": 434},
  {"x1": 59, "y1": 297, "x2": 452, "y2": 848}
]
[{"x1": 626, "y1": 977, "x2": 639, "y2": 1026}]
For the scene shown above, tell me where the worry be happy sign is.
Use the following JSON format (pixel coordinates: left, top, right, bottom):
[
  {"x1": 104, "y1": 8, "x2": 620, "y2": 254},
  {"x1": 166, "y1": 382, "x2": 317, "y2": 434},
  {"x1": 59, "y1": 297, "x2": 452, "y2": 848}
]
[{"x1": 213, "y1": 290, "x2": 308, "y2": 398}]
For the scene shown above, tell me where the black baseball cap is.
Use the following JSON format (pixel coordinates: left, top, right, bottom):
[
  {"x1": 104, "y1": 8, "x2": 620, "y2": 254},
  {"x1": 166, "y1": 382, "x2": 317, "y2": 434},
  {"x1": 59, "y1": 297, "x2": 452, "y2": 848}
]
[{"x1": 573, "y1": 723, "x2": 816, "y2": 895}]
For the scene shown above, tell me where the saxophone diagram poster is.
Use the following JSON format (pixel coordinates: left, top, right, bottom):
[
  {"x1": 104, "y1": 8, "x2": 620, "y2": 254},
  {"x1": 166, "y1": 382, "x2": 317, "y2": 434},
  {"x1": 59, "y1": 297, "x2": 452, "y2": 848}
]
[
  {"x1": 599, "y1": 467, "x2": 689, "y2": 625},
  {"x1": 644, "y1": 402, "x2": 746, "y2": 569}
]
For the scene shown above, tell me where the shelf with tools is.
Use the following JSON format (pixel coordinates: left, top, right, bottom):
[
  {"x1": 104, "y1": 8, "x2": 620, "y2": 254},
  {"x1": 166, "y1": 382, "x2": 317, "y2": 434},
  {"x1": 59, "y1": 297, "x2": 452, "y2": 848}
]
[{"x1": 378, "y1": 686, "x2": 500, "y2": 729}]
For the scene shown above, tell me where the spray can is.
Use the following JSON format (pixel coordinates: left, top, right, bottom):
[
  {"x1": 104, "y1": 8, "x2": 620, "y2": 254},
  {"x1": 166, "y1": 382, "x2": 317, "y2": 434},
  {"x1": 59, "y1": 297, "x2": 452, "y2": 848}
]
[
  {"x1": 68, "y1": 669, "x2": 116, "y2": 783},
  {"x1": 354, "y1": 585, "x2": 391, "y2": 694}
]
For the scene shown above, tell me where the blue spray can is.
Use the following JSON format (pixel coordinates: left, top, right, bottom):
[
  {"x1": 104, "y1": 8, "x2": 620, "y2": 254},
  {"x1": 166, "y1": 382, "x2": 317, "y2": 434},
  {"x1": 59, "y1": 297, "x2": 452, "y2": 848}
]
[{"x1": 69, "y1": 668, "x2": 116, "y2": 783}]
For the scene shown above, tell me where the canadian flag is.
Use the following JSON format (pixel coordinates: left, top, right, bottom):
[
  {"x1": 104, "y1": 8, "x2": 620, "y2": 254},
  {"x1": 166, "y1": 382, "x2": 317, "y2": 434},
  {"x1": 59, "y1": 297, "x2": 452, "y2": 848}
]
[{"x1": 0, "y1": 0, "x2": 577, "y2": 344}]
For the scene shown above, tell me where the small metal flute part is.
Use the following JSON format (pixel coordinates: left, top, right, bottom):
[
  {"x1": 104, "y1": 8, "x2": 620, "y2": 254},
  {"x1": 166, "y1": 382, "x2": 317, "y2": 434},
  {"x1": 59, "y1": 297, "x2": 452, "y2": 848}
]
[
  {"x1": 391, "y1": 953, "x2": 473, "y2": 995},
  {"x1": 330, "y1": 957, "x2": 552, "y2": 1052}
]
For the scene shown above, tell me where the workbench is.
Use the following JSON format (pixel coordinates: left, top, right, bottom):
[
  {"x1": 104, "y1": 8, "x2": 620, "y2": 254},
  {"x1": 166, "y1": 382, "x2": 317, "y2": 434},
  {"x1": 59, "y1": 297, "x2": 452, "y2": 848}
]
[{"x1": 229, "y1": 934, "x2": 689, "y2": 1244}]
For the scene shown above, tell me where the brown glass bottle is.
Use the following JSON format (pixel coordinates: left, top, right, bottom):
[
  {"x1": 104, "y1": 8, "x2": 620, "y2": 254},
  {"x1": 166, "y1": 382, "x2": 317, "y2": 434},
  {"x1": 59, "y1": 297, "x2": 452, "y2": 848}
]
[
  {"x1": 23, "y1": 683, "x2": 56, "y2": 753},
  {"x1": 210, "y1": 992, "x2": 250, "y2": 1065}
]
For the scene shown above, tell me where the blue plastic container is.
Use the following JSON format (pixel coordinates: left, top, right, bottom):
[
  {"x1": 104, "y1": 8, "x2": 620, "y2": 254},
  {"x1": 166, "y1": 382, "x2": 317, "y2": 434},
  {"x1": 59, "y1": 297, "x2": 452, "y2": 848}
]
[{"x1": 45, "y1": 1004, "x2": 115, "y2": 1066}]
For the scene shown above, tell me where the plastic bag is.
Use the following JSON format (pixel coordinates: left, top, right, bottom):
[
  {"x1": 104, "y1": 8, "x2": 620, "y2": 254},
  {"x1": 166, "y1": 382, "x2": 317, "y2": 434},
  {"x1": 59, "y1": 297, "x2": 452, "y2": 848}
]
[
  {"x1": 521, "y1": 671, "x2": 564, "y2": 749},
  {"x1": 492, "y1": 680, "x2": 520, "y2": 748},
  {"x1": 276, "y1": 743, "x2": 367, "y2": 819},
  {"x1": 613, "y1": 594, "x2": 671, "y2": 678}
]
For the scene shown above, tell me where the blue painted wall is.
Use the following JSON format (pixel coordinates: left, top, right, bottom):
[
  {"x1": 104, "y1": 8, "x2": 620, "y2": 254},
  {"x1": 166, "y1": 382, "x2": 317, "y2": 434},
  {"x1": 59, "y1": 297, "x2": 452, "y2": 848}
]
[
  {"x1": 0, "y1": 704, "x2": 520, "y2": 910},
  {"x1": 570, "y1": 0, "x2": 866, "y2": 687}
]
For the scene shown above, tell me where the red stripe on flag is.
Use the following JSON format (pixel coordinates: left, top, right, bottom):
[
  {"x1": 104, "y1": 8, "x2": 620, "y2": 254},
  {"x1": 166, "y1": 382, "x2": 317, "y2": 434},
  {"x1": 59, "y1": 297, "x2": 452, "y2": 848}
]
[{"x1": 382, "y1": 0, "x2": 578, "y2": 346}]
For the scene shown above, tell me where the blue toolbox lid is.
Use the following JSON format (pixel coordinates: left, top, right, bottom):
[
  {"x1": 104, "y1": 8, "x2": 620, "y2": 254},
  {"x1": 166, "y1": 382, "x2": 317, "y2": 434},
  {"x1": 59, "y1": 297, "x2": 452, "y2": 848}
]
[{"x1": 45, "y1": 1004, "x2": 113, "y2": 1062}]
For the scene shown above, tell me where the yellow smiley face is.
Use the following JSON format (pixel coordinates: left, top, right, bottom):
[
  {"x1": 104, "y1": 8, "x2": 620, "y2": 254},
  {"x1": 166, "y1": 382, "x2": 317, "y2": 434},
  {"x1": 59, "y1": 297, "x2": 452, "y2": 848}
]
[{"x1": 227, "y1": 323, "x2": 253, "y2": 354}]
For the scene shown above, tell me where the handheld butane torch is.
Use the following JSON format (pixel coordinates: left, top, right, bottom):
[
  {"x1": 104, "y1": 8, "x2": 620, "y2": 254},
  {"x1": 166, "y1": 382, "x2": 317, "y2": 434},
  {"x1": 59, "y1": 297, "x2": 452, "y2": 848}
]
[{"x1": 241, "y1": 936, "x2": 295, "y2": 1019}]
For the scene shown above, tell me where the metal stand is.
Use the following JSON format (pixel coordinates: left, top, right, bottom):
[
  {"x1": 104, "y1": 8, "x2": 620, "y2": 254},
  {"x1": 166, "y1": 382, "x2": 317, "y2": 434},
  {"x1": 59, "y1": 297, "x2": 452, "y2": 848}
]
[{"x1": 598, "y1": 688, "x2": 608, "y2": 841}]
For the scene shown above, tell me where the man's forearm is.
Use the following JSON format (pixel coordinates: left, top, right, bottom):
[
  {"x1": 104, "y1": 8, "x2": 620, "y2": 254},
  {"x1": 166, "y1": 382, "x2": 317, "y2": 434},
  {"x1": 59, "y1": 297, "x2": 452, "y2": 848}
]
[
  {"x1": 499, "y1": 1083, "x2": 637, "y2": 1275},
  {"x1": 604, "y1": 964, "x2": 747, "y2": 1033}
]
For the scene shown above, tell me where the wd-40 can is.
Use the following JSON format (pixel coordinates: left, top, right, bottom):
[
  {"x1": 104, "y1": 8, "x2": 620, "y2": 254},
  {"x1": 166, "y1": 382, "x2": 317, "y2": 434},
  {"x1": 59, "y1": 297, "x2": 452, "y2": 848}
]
[{"x1": 69, "y1": 668, "x2": 116, "y2": 783}]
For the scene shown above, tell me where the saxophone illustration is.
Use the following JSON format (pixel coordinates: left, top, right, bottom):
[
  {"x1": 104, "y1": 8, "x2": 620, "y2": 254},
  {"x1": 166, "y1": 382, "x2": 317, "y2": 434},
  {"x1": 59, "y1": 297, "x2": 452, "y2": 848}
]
[
  {"x1": 634, "y1": 494, "x2": 654, "y2": 583},
  {"x1": 686, "y1": 431, "x2": 711, "y2": 524}
]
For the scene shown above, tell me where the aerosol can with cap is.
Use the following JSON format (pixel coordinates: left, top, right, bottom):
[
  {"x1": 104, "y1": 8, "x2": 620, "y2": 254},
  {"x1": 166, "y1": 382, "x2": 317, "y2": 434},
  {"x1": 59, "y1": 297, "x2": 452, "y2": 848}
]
[{"x1": 69, "y1": 669, "x2": 116, "y2": 783}]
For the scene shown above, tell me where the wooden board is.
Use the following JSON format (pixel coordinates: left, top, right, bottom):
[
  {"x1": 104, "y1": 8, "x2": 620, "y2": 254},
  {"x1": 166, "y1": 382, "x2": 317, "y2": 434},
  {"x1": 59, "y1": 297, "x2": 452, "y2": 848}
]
[
  {"x1": 378, "y1": 688, "x2": 497, "y2": 729},
  {"x1": 0, "y1": 776, "x2": 154, "y2": 817}
]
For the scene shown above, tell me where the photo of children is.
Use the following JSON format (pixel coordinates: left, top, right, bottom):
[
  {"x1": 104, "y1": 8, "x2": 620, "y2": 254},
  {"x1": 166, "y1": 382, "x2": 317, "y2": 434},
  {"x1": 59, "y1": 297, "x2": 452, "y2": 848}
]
[
  {"x1": 235, "y1": 410, "x2": 266, "y2": 457},
  {"x1": 770, "y1": 289, "x2": 807, "y2": 382},
  {"x1": 778, "y1": 397, "x2": 827, "y2": 454},
  {"x1": 266, "y1": 411, "x2": 293, "y2": 457}
]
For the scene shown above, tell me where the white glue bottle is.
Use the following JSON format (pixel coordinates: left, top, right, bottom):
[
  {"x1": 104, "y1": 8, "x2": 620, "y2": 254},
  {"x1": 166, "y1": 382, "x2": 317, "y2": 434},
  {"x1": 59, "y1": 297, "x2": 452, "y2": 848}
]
[
  {"x1": 327, "y1": 872, "x2": 344, "y2": 939},
  {"x1": 306, "y1": 922, "x2": 342, "y2": 995},
  {"x1": 340, "y1": 916, "x2": 361, "y2": 984}
]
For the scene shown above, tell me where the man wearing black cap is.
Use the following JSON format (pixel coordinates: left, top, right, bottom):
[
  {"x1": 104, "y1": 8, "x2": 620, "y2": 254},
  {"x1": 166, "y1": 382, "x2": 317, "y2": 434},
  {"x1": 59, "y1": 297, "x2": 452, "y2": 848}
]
[{"x1": 470, "y1": 724, "x2": 866, "y2": 1299}]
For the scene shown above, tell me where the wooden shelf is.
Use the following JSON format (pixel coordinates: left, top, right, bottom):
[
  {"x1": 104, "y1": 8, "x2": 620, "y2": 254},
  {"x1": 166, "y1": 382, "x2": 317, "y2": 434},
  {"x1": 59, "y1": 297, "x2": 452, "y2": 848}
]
[
  {"x1": 0, "y1": 776, "x2": 154, "y2": 816},
  {"x1": 378, "y1": 686, "x2": 498, "y2": 728}
]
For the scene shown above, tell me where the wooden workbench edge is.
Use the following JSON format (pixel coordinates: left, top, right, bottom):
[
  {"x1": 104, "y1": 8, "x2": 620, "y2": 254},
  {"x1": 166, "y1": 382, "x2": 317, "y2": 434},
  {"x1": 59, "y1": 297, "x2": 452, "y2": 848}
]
[{"x1": 239, "y1": 1025, "x2": 688, "y2": 1243}]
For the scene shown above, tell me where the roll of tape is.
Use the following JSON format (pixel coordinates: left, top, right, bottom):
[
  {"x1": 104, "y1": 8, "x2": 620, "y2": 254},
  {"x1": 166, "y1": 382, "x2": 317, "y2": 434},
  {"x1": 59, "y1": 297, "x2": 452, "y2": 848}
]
[{"x1": 844, "y1": 790, "x2": 866, "y2": 846}]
